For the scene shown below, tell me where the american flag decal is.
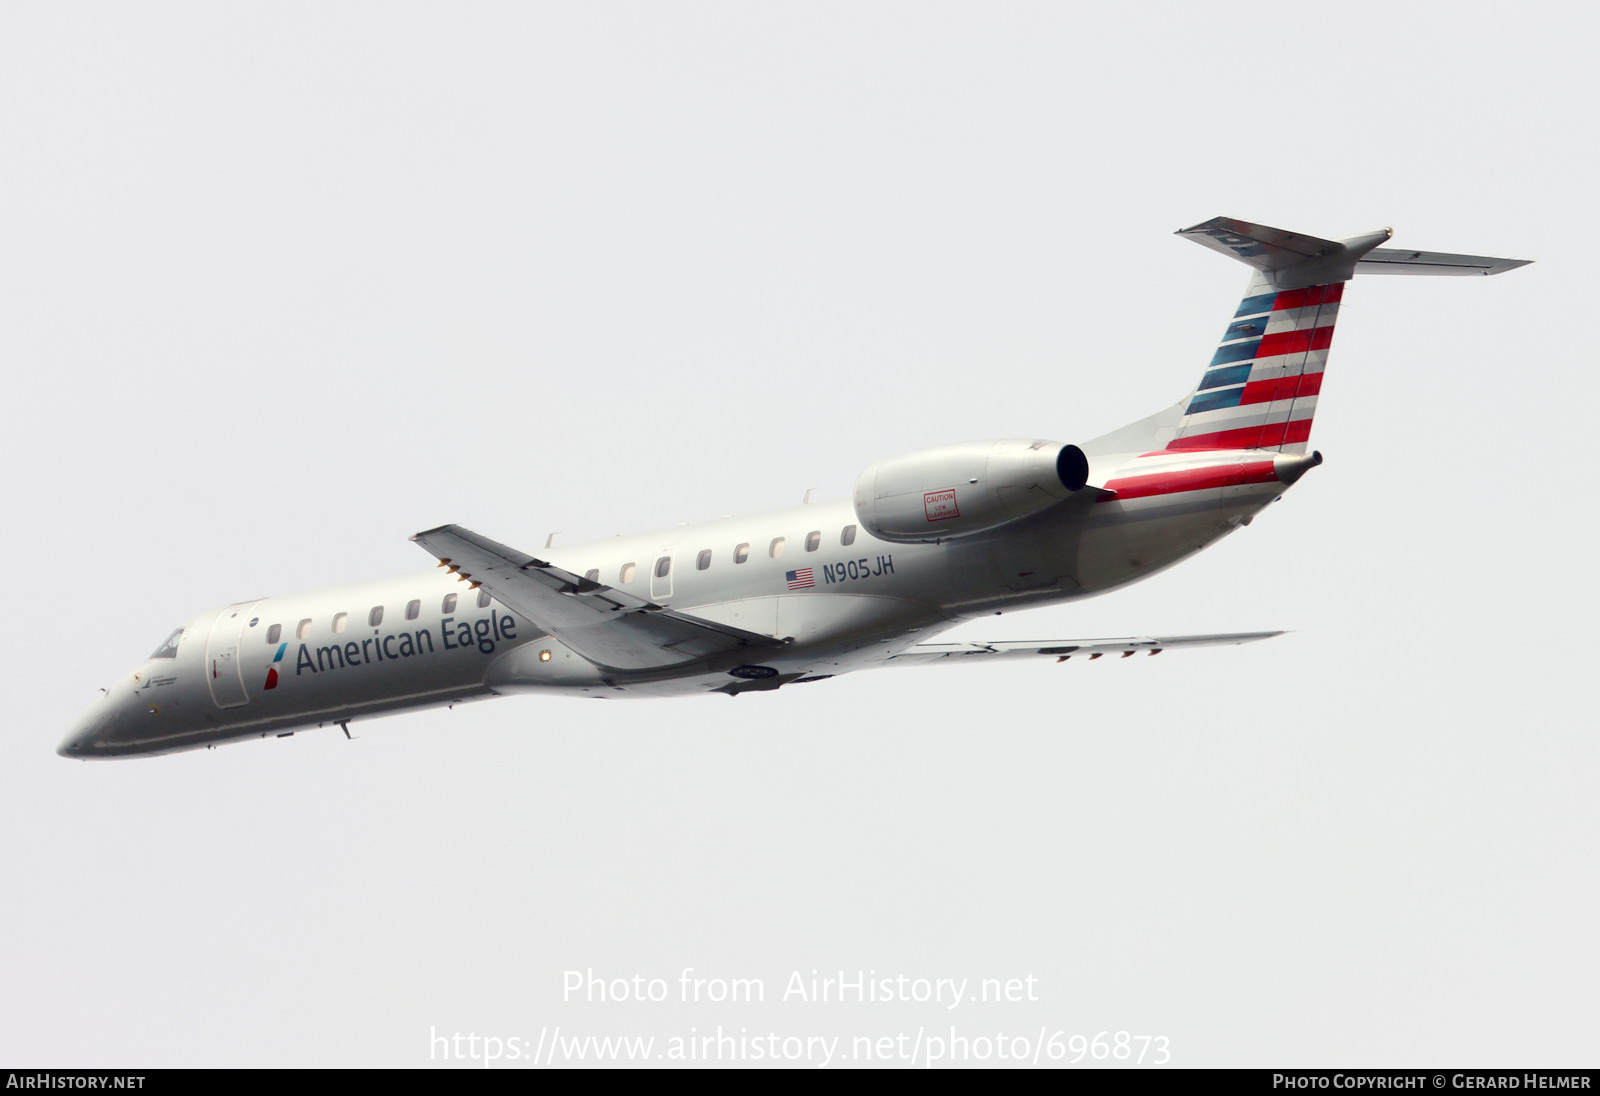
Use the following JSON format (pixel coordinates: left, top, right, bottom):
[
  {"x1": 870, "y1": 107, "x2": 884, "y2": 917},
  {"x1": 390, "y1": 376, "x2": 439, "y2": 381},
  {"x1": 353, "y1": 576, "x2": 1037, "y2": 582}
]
[{"x1": 785, "y1": 568, "x2": 815, "y2": 590}]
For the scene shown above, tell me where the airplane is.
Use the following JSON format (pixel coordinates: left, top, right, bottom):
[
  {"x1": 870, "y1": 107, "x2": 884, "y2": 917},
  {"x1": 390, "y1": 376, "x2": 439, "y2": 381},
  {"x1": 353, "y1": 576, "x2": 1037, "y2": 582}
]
[{"x1": 58, "y1": 216, "x2": 1529, "y2": 759}]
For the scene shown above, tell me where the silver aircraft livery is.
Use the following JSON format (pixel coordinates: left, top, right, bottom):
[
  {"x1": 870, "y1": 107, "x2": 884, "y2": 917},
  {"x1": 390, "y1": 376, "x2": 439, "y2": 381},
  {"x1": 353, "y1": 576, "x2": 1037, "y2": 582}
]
[{"x1": 59, "y1": 217, "x2": 1529, "y2": 759}]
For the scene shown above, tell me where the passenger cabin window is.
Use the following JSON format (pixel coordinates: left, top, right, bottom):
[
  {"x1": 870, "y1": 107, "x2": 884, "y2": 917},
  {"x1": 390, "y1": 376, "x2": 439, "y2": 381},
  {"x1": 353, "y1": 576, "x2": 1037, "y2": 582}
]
[
  {"x1": 696, "y1": 549, "x2": 712, "y2": 571},
  {"x1": 148, "y1": 628, "x2": 184, "y2": 660},
  {"x1": 655, "y1": 556, "x2": 671, "y2": 579},
  {"x1": 266, "y1": 623, "x2": 281, "y2": 645},
  {"x1": 805, "y1": 531, "x2": 821, "y2": 552},
  {"x1": 333, "y1": 612, "x2": 348, "y2": 634},
  {"x1": 297, "y1": 619, "x2": 312, "y2": 640},
  {"x1": 442, "y1": 593, "x2": 457, "y2": 614},
  {"x1": 585, "y1": 569, "x2": 600, "y2": 582},
  {"x1": 734, "y1": 543, "x2": 750, "y2": 564},
  {"x1": 477, "y1": 590, "x2": 491, "y2": 609},
  {"x1": 369, "y1": 606, "x2": 384, "y2": 627},
  {"x1": 406, "y1": 600, "x2": 420, "y2": 621},
  {"x1": 621, "y1": 562, "x2": 636, "y2": 584},
  {"x1": 769, "y1": 537, "x2": 786, "y2": 559},
  {"x1": 841, "y1": 524, "x2": 857, "y2": 546}
]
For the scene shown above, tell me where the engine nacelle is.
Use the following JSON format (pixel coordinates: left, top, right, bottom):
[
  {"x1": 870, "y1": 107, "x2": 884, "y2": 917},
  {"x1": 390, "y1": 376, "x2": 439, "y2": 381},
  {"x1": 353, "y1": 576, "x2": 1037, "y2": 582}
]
[{"x1": 852, "y1": 438, "x2": 1089, "y2": 544}]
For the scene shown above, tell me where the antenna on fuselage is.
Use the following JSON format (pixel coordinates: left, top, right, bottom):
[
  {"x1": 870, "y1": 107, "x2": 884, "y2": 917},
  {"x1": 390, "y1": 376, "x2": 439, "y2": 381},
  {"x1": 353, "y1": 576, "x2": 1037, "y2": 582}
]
[{"x1": 337, "y1": 719, "x2": 354, "y2": 740}]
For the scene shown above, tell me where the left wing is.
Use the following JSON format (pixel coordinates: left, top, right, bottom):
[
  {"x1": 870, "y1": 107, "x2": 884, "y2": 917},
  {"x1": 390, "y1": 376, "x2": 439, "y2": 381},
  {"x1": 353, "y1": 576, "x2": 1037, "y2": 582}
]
[
  {"x1": 410, "y1": 524, "x2": 787, "y2": 674},
  {"x1": 886, "y1": 632, "x2": 1283, "y2": 666}
]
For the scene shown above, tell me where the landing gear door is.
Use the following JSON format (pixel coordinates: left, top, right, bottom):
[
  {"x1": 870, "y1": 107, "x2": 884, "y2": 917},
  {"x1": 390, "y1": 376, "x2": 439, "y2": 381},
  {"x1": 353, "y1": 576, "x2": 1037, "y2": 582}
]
[{"x1": 205, "y1": 601, "x2": 262, "y2": 709}]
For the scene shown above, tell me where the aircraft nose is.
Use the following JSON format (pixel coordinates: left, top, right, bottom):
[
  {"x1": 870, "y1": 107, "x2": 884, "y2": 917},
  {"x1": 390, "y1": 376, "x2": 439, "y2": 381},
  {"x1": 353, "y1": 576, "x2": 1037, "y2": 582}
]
[{"x1": 58, "y1": 698, "x2": 110, "y2": 758}]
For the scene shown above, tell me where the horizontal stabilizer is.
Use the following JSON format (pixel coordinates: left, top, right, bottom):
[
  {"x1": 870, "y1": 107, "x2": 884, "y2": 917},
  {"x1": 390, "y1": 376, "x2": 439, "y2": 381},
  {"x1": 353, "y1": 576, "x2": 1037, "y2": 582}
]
[
  {"x1": 886, "y1": 631, "x2": 1283, "y2": 666},
  {"x1": 1178, "y1": 218, "x2": 1347, "y2": 272},
  {"x1": 1355, "y1": 247, "x2": 1531, "y2": 276},
  {"x1": 1180, "y1": 216, "x2": 1530, "y2": 284}
]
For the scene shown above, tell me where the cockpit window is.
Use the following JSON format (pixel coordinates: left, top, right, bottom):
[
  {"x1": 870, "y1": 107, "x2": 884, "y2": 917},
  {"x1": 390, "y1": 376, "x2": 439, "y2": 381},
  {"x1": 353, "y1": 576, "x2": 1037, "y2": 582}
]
[{"x1": 148, "y1": 628, "x2": 184, "y2": 660}]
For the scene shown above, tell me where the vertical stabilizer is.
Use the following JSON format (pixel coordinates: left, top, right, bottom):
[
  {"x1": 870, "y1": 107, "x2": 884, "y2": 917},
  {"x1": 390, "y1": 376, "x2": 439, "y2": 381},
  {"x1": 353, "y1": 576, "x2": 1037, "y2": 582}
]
[
  {"x1": 1081, "y1": 218, "x2": 1529, "y2": 459},
  {"x1": 1169, "y1": 218, "x2": 1388, "y2": 454}
]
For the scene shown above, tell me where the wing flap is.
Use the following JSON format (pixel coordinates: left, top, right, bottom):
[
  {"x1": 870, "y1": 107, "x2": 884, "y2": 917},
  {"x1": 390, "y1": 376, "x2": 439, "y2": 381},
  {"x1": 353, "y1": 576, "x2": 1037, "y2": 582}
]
[
  {"x1": 887, "y1": 631, "x2": 1283, "y2": 665},
  {"x1": 410, "y1": 524, "x2": 786, "y2": 673}
]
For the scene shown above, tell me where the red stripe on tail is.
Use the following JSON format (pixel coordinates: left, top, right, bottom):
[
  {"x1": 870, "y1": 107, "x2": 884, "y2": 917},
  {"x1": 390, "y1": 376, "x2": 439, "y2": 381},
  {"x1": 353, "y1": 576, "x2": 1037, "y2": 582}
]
[
  {"x1": 1255, "y1": 326, "x2": 1335, "y2": 358},
  {"x1": 1099, "y1": 460, "x2": 1280, "y2": 501},
  {"x1": 1168, "y1": 418, "x2": 1313, "y2": 451},
  {"x1": 1272, "y1": 283, "x2": 1343, "y2": 310},
  {"x1": 1238, "y1": 371, "x2": 1324, "y2": 407}
]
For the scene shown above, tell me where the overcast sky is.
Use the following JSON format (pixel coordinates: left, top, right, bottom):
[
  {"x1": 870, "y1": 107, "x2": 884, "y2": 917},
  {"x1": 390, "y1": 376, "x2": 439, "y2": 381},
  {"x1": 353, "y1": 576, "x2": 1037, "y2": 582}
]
[{"x1": 3, "y1": 1, "x2": 1593, "y2": 1069}]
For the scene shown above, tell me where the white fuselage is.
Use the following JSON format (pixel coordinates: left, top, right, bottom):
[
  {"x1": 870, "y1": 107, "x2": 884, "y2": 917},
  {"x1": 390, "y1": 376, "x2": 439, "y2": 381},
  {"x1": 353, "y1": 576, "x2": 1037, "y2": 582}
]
[
  {"x1": 61, "y1": 450, "x2": 1306, "y2": 759},
  {"x1": 62, "y1": 213, "x2": 1523, "y2": 760}
]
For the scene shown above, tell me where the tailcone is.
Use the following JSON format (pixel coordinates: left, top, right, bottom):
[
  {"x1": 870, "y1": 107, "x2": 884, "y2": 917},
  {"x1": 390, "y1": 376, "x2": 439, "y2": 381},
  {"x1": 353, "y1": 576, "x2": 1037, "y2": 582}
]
[{"x1": 1274, "y1": 449, "x2": 1323, "y2": 486}]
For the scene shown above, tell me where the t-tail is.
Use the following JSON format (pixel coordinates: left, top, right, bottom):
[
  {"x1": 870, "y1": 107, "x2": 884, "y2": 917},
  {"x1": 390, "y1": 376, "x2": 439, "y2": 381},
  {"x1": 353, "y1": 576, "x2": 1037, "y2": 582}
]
[{"x1": 1166, "y1": 216, "x2": 1530, "y2": 454}]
